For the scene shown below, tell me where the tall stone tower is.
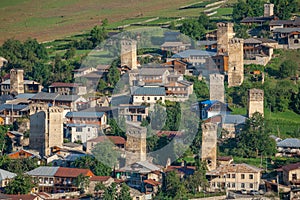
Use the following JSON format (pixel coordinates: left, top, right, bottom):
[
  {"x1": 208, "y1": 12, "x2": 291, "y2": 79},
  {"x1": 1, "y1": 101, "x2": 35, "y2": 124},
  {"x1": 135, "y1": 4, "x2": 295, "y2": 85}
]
[
  {"x1": 121, "y1": 39, "x2": 137, "y2": 70},
  {"x1": 125, "y1": 122, "x2": 147, "y2": 165},
  {"x1": 209, "y1": 73, "x2": 225, "y2": 103},
  {"x1": 10, "y1": 69, "x2": 24, "y2": 95},
  {"x1": 201, "y1": 122, "x2": 218, "y2": 171},
  {"x1": 264, "y1": 3, "x2": 274, "y2": 17},
  {"x1": 228, "y1": 38, "x2": 244, "y2": 87},
  {"x1": 217, "y1": 22, "x2": 234, "y2": 53},
  {"x1": 29, "y1": 103, "x2": 64, "y2": 156},
  {"x1": 248, "y1": 88, "x2": 264, "y2": 118}
]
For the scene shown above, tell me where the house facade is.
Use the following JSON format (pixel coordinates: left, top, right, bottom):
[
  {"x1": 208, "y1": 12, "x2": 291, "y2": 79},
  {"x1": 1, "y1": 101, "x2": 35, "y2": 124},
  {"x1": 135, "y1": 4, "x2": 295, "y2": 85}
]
[
  {"x1": 48, "y1": 82, "x2": 87, "y2": 96},
  {"x1": 64, "y1": 123, "x2": 98, "y2": 144},
  {"x1": 132, "y1": 87, "x2": 166, "y2": 104},
  {"x1": 65, "y1": 111, "x2": 107, "y2": 129},
  {"x1": 282, "y1": 162, "x2": 300, "y2": 186}
]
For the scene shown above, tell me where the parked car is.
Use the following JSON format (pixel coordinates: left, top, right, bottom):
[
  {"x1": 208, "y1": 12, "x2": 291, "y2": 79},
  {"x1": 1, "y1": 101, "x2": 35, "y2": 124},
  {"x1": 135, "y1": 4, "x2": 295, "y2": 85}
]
[
  {"x1": 241, "y1": 189, "x2": 247, "y2": 194},
  {"x1": 250, "y1": 190, "x2": 260, "y2": 195}
]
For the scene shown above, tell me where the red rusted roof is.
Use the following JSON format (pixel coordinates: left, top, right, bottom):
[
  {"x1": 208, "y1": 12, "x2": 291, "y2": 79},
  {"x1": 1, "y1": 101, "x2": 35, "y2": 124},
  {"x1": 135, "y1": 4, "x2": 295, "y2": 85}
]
[
  {"x1": 49, "y1": 82, "x2": 79, "y2": 87},
  {"x1": 54, "y1": 167, "x2": 94, "y2": 178},
  {"x1": 156, "y1": 131, "x2": 183, "y2": 138},
  {"x1": 282, "y1": 162, "x2": 300, "y2": 172},
  {"x1": 217, "y1": 156, "x2": 233, "y2": 161},
  {"x1": 143, "y1": 179, "x2": 161, "y2": 186},
  {"x1": 87, "y1": 136, "x2": 126, "y2": 145},
  {"x1": 90, "y1": 176, "x2": 112, "y2": 182},
  {"x1": 7, "y1": 194, "x2": 37, "y2": 200}
]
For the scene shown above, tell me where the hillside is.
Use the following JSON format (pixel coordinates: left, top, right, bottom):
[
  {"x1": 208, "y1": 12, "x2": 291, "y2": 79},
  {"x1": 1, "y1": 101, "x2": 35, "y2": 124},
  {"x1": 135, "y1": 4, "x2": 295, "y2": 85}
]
[{"x1": 0, "y1": 0, "x2": 218, "y2": 44}]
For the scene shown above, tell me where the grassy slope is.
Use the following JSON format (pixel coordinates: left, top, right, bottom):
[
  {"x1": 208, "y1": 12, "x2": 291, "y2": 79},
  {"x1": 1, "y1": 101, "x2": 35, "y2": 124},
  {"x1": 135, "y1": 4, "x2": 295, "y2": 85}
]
[{"x1": 0, "y1": 0, "x2": 214, "y2": 44}]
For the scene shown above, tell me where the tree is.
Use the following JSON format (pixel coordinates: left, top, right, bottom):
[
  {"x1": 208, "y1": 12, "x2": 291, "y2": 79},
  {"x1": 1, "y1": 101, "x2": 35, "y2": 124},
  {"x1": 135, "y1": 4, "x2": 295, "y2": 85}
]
[
  {"x1": 64, "y1": 47, "x2": 76, "y2": 60},
  {"x1": 74, "y1": 156, "x2": 111, "y2": 176},
  {"x1": 279, "y1": 60, "x2": 298, "y2": 78},
  {"x1": 270, "y1": 0, "x2": 298, "y2": 19},
  {"x1": 75, "y1": 173, "x2": 90, "y2": 193},
  {"x1": 90, "y1": 24, "x2": 108, "y2": 47},
  {"x1": 5, "y1": 174, "x2": 35, "y2": 194},
  {"x1": 232, "y1": 0, "x2": 264, "y2": 22},
  {"x1": 150, "y1": 104, "x2": 167, "y2": 130},
  {"x1": 94, "y1": 182, "x2": 106, "y2": 196},
  {"x1": 97, "y1": 79, "x2": 108, "y2": 92},
  {"x1": 103, "y1": 182, "x2": 117, "y2": 200},
  {"x1": 107, "y1": 59, "x2": 121, "y2": 87},
  {"x1": 180, "y1": 19, "x2": 206, "y2": 40},
  {"x1": 92, "y1": 140, "x2": 121, "y2": 168},
  {"x1": 118, "y1": 183, "x2": 131, "y2": 200}
]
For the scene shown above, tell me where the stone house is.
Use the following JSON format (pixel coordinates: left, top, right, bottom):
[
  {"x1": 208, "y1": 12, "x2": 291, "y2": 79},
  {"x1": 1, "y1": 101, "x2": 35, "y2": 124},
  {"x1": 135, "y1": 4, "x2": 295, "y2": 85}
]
[
  {"x1": 273, "y1": 28, "x2": 300, "y2": 49},
  {"x1": 6, "y1": 131, "x2": 24, "y2": 151},
  {"x1": 65, "y1": 111, "x2": 107, "y2": 129},
  {"x1": 64, "y1": 123, "x2": 98, "y2": 144},
  {"x1": 0, "y1": 169, "x2": 16, "y2": 187},
  {"x1": 269, "y1": 17, "x2": 300, "y2": 31},
  {"x1": 172, "y1": 49, "x2": 216, "y2": 67},
  {"x1": 118, "y1": 104, "x2": 149, "y2": 122},
  {"x1": 132, "y1": 87, "x2": 166, "y2": 104},
  {"x1": 282, "y1": 162, "x2": 300, "y2": 186},
  {"x1": 48, "y1": 82, "x2": 87, "y2": 96},
  {"x1": 0, "y1": 104, "x2": 29, "y2": 125},
  {"x1": 221, "y1": 115, "x2": 246, "y2": 138},
  {"x1": 206, "y1": 163, "x2": 262, "y2": 192},
  {"x1": 88, "y1": 176, "x2": 115, "y2": 194},
  {"x1": 160, "y1": 41, "x2": 191, "y2": 54},
  {"x1": 199, "y1": 100, "x2": 232, "y2": 120},
  {"x1": 276, "y1": 138, "x2": 300, "y2": 157},
  {"x1": 85, "y1": 136, "x2": 126, "y2": 153},
  {"x1": 73, "y1": 67, "x2": 97, "y2": 78}
]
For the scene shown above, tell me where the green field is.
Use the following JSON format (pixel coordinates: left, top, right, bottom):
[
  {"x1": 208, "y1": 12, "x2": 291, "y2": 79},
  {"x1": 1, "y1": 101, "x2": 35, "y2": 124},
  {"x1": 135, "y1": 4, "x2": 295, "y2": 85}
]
[{"x1": 0, "y1": 0, "x2": 226, "y2": 44}]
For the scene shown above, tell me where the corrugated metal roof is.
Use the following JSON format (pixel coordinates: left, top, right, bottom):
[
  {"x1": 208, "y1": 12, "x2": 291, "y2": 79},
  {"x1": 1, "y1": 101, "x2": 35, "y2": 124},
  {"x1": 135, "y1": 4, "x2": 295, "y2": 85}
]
[
  {"x1": 273, "y1": 28, "x2": 300, "y2": 33},
  {"x1": 277, "y1": 138, "x2": 300, "y2": 148},
  {"x1": 65, "y1": 111, "x2": 105, "y2": 118},
  {"x1": 15, "y1": 93, "x2": 36, "y2": 99},
  {"x1": 0, "y1": 104, "x2": 28, "y2": 111},
  {"x1": 26, "y1": 166, "x2": 59, "y2": 177},
  {"x1": 139, "y1": 68, "x2": 168, "y2": 76},
  {"x1": 223, "y1": 115, "x2": 246, "y2": 124},
  {"x1": 133, "y1": 87, "x2": 165, "y2": 96},
  {"x1": 31, "y1": 92, "x2": 59, "y2": 100},
  {"x1": 0, "y1": 169, "x2": 16, "y2": 181},
  {"x1": 172, "y1": 49, "x2": 216, "y2": 58}
]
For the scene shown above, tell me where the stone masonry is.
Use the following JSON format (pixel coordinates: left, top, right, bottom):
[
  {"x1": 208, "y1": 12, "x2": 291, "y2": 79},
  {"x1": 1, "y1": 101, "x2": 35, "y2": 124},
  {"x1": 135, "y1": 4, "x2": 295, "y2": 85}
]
[
  {"x1": 217, "y1": 22, "x2": 234, "y2": 53},
  {"x1": 125, "y1": 122, "x2": 147, "y2": 165},
  {"x1": 201, "y1": 122, "x2": 218, "y2": 171},
  {"x1": 209, "y1": 73, "x2": 225, "y2": 103},
  {"x1": 228, "y1": 38, "x2": 244, "y2": 87},
  {"x1": 10, "y1": 69, "x2": 24, "y2": 95},
  {"x1": 29, "y1": 103, "x2": 64, "y2": 156},
  {"x1": 121, "y1": 39, "x2": 137, "y2": 70},
  {"x1": 248, "y1": 88, "x2": 264, "y2": 118},
  {"x1": 264, "y1": 3, "x2": 274, "y2": 17}
]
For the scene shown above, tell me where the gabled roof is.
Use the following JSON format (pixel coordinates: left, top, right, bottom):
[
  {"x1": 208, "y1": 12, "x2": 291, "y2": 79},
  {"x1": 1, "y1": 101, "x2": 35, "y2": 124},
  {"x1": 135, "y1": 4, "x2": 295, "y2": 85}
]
[
  {"x1": 54, "y1": 167, "x2": 94, "y2": 178},
  {"x1": 269, "y1": 20, "x2": 293, "y2": 26},
  {"x1": 7, "y1": 194, "x2": 38, "y2": 200},
  {"x1": 223, "y1": 115, "x2": 246, "y2": 124},
  {"x1": 277, "y1": 138, "x2": 300, "y2": 148},
  {"x1": 27, "y1": 166, "x2": 59, "y2": 177},
  {"x1": 0, "y1": 169, "x2": 16, "y2": 181},
  {"x1": 49, "y1": 82, "x2": 80, "y2": 88},
  {"x1": 0, "y1": 104, "x2": 29, "y2": 112},
  {"x1": 133, "y1": 87, "x2": 165, "y2": 96},
  {"x1": 273, "y1": 28, "x2": 300, "y2": 33},
  {"x1": 139, "y1": 68, "x2": 168, "y2": 76},
  {"x1": 282, "y1": 162, "x2": 300, "y2": 172},
  {"x1": 165, "y1": 165, "x2": 196, "y2": 175},
  {"x1": 143, "y1": 179, "x2": 161, "y2": 186},
  {"x1": 172, "y1": 49, "x2": 216, "y2": 58},
  {"x1": 121, "y1": 161, "x2": 162, "y2": 173},
  {"x1": 90, "y1": 176, "x2": 112, "y2": 182},
  {"x1": 15, "y1": 93, "x2": 36, "y2": 99},
  {"x1": 30, "y1": 92, "x2": 59, "y2": 100},
  {"x1": 87, "y1": 136, "x2": 126, "y2": 145},
  {"x1": 206, "y1": 163, "x2": 262, "y2": 176},
  {"x1": 244, "y1": 38, "x2": 262, "y2": 44},
  {"x1": 65, "y1": 111, "x2": 105, "y2": 118}
]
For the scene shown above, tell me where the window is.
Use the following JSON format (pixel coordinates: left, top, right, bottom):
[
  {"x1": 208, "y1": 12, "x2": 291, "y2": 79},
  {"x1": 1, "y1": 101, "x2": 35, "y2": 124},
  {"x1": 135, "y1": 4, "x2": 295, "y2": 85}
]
[
  {"x1": 226, "y1": 174, "x2": 230, "y2": 178},
  {"x1": 232, "y1": 183, "x2": 235, "y2": 188},
  {"x1": 241, "y1": 183, "x2": 245, "y2": 188},
  {"x1": 294, "y1": 39, "x2": 299, "y2": 44},
  {"x1": 232, "y1": 174, "x2": 236, "y2": 178},
  {"x1": 147, "y1": 97, "x2": 150, "y2": 101},
  {"x1": 241, "y1": 174, "x2": 245, "y2": 179},
  {"x1": 249, "y1": 174, "x2": 253, "y2": 179},
  {"x1": 292, "y1": 174, "x2": 297, "y2": 180},
  {"x1": 250, "y1": 183, "x2": 253, "y2": 188},
  {"x1": 154, "y1": 97, "x2": 157, "y2": 101}
]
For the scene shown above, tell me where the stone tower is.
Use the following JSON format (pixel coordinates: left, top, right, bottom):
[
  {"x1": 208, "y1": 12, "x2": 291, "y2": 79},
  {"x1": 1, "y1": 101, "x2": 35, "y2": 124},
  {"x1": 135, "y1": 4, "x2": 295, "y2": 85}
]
[
  {"x1": 29, "y1": 103, "x2": 64, "y2": 156},
  {"x1": 209, "y1": 73, "x2": 225, "y2": 103},
  {"x1": 217, "y1": 22, "x2": 234, "y2": 53},
  {"x1": 228, "y1": 38, "x2": 244, "y2": 87},
  {"x1": 125, "y1": 122, "x2": 147, "y2": 165},
  {"x1": 10, "y1": 69, "x2": 24, "y2": 95},
  {"x1": 201, "y1": 122, "x2": 218, "y2": 171},
  {"x1": 248, "y1": 88, "x2": 264, "y2": 118},
  {"x1": 121, "y1": 39, "x2": 137, "y2": 70},
  {"x1": 264, "y1": 3, "x2": 274, "y2": 17}
]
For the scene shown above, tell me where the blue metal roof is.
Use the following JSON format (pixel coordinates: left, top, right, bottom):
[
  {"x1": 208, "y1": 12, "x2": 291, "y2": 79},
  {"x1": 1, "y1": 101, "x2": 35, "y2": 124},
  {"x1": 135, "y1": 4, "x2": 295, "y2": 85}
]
[
  {"x1": 133, "y1": 87, "x2": 166, "y2": 96},
  {"x1": 65, "y1": 112, "x2": 105, "y2": 118},
  {"x1": 172, "y1": 49, "x2": 216, "y2": 58},
  {"x1": 277, "y1": 138, "x2": 300, "y2": 148}
]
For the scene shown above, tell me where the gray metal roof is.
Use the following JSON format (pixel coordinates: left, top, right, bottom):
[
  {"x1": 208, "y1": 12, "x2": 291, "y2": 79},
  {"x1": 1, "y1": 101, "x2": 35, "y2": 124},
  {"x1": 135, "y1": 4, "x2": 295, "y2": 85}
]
[
  {"x1": 277, "y1": 138, "x2": 300, "y2": 148},
  {"x1": 172, "y1": 49, "x2": 216, "y2": 58},
  {"x1": 273, "y1": 28, "x2": 300, "y2": 33},
  {"x1": 15, "y1": 93, "x2": 36, "y2": 99},
  {"x1": 0, "y1": 104, "x2": 29, "y2": 111},
  {"x1": 30, "y1": 92, "x2": 81, "y2": 102},
  {"x1": 139, "y1": 68, "x2": 168, "y2": 76},
  {"x1": 0, "y1": 169, "x2": 16, "y2": 181},
  {"x1": 26, "y1": 166, "x2": 59, "y2": 177},
  {"x1": 223, "y1": 115, "x2": 247, "y2": 124},
  {"x1": 65, "y1": 111, "x2": 105, "y2": 118},
  {"x1": 133, "y1": 87, "x2": 166, "y2": 96},
  {"x1": 244, "y1": 38, "x2": 262, "y2": 44}
]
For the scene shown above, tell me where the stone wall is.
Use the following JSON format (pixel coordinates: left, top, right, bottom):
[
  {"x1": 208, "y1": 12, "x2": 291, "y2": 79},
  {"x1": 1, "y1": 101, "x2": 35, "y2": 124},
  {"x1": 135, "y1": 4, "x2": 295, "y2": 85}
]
[
  {"x1": 209, "y1": 73, "x2": 225, "y2": 102},
  {"x1": 248, "y1": 88, "x2": 264, "y2": 118},
  {"x1": 10, "y1": 69, "x2": 24, "y2": 95},
  {"x1": 121, "y1": 39, "x2": 137, "y2": 70},
  {"x1": 228, "y1": 38, "x2": 244, "y2": 87}
]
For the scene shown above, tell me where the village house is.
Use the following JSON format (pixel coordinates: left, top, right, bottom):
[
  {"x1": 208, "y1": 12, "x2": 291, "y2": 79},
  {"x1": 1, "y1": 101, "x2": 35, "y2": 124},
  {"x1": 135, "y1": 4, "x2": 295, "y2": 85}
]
[
  {"x1": 118, "y1": 104, "x2": 148, "y2": 122},
  {"x1": 0, "y1": 104, "x2": 29, "y2": 125},
  {"x1": 30, "y1": 92, "x2": 87, "y2": 111},
  {"x1": 88, "y1": 176, "x2": 115, "y2": 194},
  {"x1": 282, "y1": 162, "x2": 300, "y2": 186},
  {"x1": 0, "y1": 169, "x2": 16, "y2": 188},
  {"x1": 160, "y1": 41, "x2": 191, "y2": 54},
  {"x1": 172, "y1": 49, "x2": 217, "y2": 67},
  {"x1": 64, "y1": 123, "x2": 98, "y2": 144},
  {"x1": 206, "y1": 163, "x2": 262, "y2": 192},
  {"x1": 137, "y1": 67, "x2": 170, "y2": 86},
  {"x1": 0, "y1": 80, "x2": 42, "y2": 96},
  {"x1": 132, "y1": 86, "x2": 166, "y2": 105},
  {"x1": 27, "y1": 166, "x2": 94, "y2": 193},
  {"x1": 73, "y1": 67, "x2": 97, "y2": 78},
  {"x1": 199, "y1": 100, "x2": 232, "y2": 120},
  {"x1": 276, "y1": 138, "x2": 300, "y2": 157},
  {"x1": 85, "y1": 135, "x2": 126, "y2": 153},
  {"x1": 269, "y1": 17, "x2": 300, "y2": 31},
  {"x1": 273, "y1": 28, "x2": 300, "y2": 49},
  {"x1": 6, "y1": 130, "x2": 25, "y2": 151},
  {"x1": 164, "y1": 79, "x2": 193, "y2": 101},
  {"x1": 221, "y1": 115, "x2": 247, "y2": 138},
  {"x1": 65, "y1": 111, "x2": 107, "y2": 129},
  {"x1": 163, "y1": 60, "x2": 192, "y2": 75},
  {"x1": 48, "y1": 82, "x2": 87, "y2": 96},
  {"x1": 7, "y1": 149, "x2": 40, "y2": 160},
  {"x1": 165, "y1": 164, "x2": 196, "y2": 179},
  {"x1": 116, "y1": 161, "x2": 163, "y2": 198}
]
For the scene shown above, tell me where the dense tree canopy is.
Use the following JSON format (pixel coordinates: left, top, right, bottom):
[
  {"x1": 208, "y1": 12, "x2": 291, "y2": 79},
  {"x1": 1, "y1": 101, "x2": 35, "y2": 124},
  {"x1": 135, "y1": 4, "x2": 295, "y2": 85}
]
[
  {"x1": 5, "y1": 174, "x2": 35, "y2": 194},
  {"x1": 232, "y1": 0, "x2": 264, "y2": 22},
  {"x1": 74, "y1": 155, "x2": 112, "y2": 176}
]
